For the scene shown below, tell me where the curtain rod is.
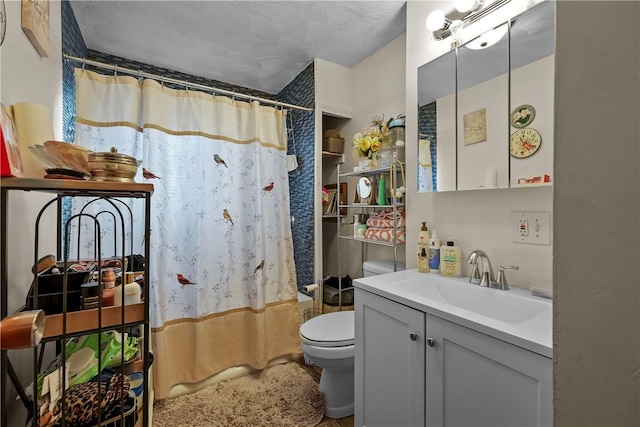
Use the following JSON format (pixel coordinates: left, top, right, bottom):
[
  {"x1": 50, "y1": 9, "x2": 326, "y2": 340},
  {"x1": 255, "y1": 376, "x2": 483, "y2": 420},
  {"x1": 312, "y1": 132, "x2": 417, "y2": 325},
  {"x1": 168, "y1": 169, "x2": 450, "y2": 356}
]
[{"x1": 63, "y1": 54, "x2": 314, "y2": 112}]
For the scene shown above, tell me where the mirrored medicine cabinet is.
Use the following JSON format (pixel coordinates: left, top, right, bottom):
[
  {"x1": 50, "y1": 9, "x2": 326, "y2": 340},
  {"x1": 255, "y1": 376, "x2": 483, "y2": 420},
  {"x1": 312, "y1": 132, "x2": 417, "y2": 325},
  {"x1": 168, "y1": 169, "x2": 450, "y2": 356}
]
[{"x1": 417, "y1": 0, "x2": 555, "y2": 193}]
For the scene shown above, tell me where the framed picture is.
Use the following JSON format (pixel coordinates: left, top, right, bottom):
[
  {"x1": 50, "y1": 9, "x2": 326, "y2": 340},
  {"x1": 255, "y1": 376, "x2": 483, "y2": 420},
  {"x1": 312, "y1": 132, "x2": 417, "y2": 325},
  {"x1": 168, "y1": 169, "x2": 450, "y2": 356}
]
[
  {"x1": 0, "y1": 105, "x2": 25, "y2": 177},
  {"x1": 463, "y1": 108, "x2": 487, "y2": 146},
  {"x1": 22, "y1": 0, "x2": 49, "y2": 58}
]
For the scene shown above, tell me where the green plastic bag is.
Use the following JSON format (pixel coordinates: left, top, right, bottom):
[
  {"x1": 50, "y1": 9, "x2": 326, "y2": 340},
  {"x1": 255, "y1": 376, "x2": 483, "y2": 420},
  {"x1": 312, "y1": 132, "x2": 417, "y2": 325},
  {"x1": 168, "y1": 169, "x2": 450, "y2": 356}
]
[{"x1": 64, "y1": 330, "x2": 136, "y2": 386}]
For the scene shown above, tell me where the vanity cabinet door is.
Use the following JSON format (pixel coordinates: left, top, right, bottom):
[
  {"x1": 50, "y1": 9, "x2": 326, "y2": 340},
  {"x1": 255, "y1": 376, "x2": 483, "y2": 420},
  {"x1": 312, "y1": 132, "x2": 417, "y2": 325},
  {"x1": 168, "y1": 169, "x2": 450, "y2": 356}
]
[
  {"x1": 425, "y1": 314, "x2": 552, "y2": 427},
  {"x1": 355, "y1": 289, "x2": 426, "y2": 427}
]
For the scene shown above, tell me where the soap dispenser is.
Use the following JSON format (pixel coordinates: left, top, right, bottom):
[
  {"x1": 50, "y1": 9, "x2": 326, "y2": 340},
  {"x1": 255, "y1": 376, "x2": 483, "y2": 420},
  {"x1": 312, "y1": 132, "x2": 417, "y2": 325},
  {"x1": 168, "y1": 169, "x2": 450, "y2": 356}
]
[
  {"x1": 428, "y1": 230, "x2": 441, "y2": 274},
  {"x1": 417, "y1": 222, "x2": 430, "y2": 273}
]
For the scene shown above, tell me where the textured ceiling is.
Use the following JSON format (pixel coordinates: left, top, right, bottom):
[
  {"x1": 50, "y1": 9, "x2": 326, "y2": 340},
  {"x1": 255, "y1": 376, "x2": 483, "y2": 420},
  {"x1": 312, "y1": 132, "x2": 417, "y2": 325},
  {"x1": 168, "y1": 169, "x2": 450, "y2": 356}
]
[{"x1": 70, "y1": 1, "x2": 407, "y2": 94}]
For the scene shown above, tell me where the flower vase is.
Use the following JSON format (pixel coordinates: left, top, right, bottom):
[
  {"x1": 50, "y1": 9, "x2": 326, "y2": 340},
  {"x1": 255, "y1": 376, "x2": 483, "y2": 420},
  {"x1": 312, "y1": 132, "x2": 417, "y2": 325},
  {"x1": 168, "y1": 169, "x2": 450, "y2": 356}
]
[{"x1": 369, "y1": 155, "x2": 381, "y2": 169}]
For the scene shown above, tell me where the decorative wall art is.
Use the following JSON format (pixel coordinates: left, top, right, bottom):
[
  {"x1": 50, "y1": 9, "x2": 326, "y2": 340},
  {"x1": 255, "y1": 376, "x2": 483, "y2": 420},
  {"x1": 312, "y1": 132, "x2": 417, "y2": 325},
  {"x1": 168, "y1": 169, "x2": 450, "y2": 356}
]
[
  {"x1": 463, "y1": 108, "x2": 487, "y2": 146},
  {"x1": 0, "y1": 105, "x2": 25, "y2": 177},
  {"x1": 511, "y1": 104, "x2": 536, "y2": 128},
  {"x1": 1, "y1": 0, "x2": 6, "y2": 46},
  {"x1": 22, "y1": 0, "x2": 49, "y2": 57}
]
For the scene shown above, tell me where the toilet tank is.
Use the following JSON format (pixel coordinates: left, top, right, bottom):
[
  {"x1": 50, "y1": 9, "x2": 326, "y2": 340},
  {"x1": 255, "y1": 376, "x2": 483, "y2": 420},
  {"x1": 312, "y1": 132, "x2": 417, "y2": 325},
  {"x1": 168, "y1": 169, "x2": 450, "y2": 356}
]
[{"x1": 362, "y1": 260, "x2": 406, "y2": 277}]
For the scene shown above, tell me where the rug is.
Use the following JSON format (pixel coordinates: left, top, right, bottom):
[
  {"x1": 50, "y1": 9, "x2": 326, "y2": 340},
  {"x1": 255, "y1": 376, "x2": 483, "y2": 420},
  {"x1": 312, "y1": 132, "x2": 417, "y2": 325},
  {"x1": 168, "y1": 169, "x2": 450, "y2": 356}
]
[{"x1": 152, "y1": 362, "x2": 325, "y2": 427}]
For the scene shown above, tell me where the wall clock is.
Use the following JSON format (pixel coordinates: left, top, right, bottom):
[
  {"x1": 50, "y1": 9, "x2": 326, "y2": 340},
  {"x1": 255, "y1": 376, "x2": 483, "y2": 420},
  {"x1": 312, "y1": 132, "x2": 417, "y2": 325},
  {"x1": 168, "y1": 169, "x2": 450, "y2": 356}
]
[
  {"x1": 511, "y1": 104, "x2": 536, "y2": 128},
  {"x1": 0, "y1": 0, "x2": 6, "y2": 46},
  {"x1": 510, "y1": 128, "x2": 542, "y2": 159}
]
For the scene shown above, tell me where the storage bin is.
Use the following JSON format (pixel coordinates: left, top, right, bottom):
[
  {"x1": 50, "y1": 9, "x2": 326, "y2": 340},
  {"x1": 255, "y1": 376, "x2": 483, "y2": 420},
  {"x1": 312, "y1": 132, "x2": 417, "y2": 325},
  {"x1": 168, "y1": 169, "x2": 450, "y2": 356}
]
[
  {"x1": 26, "y1": 269, "x2": 89, "y2": 314},
  {"x1": 382, "y1": 127, "x2": 405, "y2": 148},
  {"x1": 322, "y1": 137, "x2": 345, "y2": 154},
  {"x1": 380, "y1": 146, "x2": 405, "y2": 167}
]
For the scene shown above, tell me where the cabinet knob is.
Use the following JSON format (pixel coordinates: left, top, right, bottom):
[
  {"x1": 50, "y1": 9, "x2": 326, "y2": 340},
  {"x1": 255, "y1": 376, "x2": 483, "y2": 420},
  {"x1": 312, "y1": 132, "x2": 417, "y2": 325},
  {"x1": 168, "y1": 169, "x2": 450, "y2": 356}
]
[
  {"x1": 409, "y1": 331, "x2": 418, "y2": 341},
  {"x1": 427, "y1": 337, "x2": 436, "y2": 347}
]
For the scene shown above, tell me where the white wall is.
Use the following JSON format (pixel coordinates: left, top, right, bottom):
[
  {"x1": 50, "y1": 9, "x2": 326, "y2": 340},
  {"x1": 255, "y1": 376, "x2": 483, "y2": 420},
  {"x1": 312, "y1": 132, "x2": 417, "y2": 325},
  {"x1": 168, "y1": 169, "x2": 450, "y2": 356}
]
[
  {"x1": 553, "y1": 2, "x2": 639, "y2": 424},
  {"x1": 1, "y1": 1, "x2": 62, "y2": 424},
  {"x1": 406, "y1": 0, "x2": 552, "y2": 291},
  {"x1": 322, "y1": 34, "x2": 407, "y2": 280}
]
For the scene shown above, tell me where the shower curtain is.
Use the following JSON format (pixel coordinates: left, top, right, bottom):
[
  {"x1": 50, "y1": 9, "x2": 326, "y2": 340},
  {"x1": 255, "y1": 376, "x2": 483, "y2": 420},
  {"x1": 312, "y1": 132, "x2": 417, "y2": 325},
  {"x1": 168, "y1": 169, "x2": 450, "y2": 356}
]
[{"x1": 73, "y1": 69, "x2": 302, "y2": 399}]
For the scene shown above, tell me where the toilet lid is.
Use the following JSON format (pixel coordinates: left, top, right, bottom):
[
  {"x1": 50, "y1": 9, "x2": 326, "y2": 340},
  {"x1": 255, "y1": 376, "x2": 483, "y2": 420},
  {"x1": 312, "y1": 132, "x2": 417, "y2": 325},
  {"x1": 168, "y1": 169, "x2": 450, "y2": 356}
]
[{"x1": 300, "y1": 311, "x2": 354, "y2": 347}]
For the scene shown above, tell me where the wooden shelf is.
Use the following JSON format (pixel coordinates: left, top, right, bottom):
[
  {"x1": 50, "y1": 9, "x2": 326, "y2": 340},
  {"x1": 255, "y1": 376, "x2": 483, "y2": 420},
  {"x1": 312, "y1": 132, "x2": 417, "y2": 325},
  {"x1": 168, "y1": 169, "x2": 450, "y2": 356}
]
[
  {"x1": 42, "y1": 303, "x2": 145, "y2": 340},
  {"x1": 0, "y1": 177, "x2": 153, "y2": 197}
]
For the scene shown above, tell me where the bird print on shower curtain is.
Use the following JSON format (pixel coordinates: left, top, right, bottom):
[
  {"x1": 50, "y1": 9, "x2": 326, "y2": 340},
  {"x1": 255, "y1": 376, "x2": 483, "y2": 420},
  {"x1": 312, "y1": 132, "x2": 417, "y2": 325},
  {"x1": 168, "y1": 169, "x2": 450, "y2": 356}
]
[
  {"x1": 262, "y1": 182, "x2": 274, "y2": 192},
  {"x1": 176, "y1": 274, "x2": 196, "y2": 286},
  {"x1": 254, "y1": 260, "x2": 265, "y2": 273},
  {"x1": 143, "y1": 168, "x2": 161, "y2": 179},
  {"x1": 213, "y1": 154, "x2": 228, "y2": 168},
  {"x1": 223, "y1": 209, "x2": 234, "y2": 225}
]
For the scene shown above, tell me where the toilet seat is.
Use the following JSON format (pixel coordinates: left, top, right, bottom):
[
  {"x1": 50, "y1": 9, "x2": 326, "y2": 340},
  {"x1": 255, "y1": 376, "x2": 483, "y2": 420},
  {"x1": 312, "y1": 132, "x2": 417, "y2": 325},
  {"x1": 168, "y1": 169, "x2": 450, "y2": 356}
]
[{"x1": 300, "y1": 311, "x2": 354, "y2": 347}]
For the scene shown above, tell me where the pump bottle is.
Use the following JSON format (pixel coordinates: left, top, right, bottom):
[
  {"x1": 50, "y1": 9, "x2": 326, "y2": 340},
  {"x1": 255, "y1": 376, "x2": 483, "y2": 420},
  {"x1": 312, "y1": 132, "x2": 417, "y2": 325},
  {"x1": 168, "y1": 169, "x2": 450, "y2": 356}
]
[
  {"x1": 440, "y1": 239, "x2": 462, "y2": 277},
  {"x1": 417, "y1": 222, "x2": 430, "y2": 273},
  {"x1": 428, "y1": 230, "x2": 441, "y2": 274}
]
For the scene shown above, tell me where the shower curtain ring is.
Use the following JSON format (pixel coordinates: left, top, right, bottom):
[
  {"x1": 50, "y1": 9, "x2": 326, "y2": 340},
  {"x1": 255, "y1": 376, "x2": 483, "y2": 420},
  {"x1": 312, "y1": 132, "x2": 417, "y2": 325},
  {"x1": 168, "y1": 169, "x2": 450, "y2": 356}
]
[{"x1": 82, "y1": 61, "x2": 85, "y2": 71}]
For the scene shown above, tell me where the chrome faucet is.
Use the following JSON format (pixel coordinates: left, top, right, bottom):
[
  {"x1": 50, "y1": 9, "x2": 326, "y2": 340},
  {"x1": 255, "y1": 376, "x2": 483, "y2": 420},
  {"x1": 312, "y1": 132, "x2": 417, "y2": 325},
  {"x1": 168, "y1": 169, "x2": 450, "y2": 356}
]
[
  {"x1": 466, "y1": 250, "x2": 495, "y2": 288},
  {"x1": 494, "y1": 265, "x2": 520, "y2": 290}
]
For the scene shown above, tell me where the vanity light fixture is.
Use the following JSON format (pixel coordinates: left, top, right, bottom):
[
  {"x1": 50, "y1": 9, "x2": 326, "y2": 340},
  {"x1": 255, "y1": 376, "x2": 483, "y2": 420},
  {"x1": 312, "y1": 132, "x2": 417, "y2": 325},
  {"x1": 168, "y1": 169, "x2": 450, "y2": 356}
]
[{"x1": 426, "y1": 0, "x2": 512, "y2": 42}]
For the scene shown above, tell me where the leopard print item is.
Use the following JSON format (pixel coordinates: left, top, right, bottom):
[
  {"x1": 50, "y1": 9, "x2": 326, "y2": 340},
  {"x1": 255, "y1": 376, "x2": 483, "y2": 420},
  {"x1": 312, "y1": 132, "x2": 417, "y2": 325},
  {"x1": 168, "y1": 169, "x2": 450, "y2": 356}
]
[{"x1": 52, "y1": 373, "x2": 130, "y2": 426}]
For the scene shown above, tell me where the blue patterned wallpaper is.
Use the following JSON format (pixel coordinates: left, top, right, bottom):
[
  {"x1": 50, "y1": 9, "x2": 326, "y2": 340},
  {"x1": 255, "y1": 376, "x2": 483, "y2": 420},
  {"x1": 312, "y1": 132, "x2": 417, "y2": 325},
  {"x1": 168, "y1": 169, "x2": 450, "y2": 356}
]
[
  {"x1": 62, "y1": 2, "x2": 316, "y2": 289},
  {"x1": 276, "y1": 63, "x2": 316, "y2": 290},
  {"x1": 418, "y1": 102, "x2": 438, "y2": 191},
  {"x1": 61, "y1": 0, "x2": 87, "y2": 147},
  {"x1": 61, "y1": 0, "x2": 88, "y2": 253}
]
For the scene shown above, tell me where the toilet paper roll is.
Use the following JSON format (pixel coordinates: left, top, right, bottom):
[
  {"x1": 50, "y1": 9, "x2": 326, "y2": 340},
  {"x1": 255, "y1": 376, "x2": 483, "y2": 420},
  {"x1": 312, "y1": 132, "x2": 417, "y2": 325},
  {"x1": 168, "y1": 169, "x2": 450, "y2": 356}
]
[
  {"x1": 483, "y1": 168, "x2": 498, "y2": 188},
  {"x1": 12, "y1": 103, "x2": 55, "y2": 178},
  {"x1": 302, "y1": 284, "x2": 319, "y2": 293}
]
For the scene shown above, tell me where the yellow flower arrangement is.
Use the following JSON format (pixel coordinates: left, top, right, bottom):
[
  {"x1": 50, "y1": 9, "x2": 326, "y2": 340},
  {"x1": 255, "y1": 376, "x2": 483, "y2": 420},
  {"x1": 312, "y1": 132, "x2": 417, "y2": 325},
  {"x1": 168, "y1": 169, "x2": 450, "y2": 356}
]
[{"x1": 352, "y1": 115, "x2": 389, "y2": 160}]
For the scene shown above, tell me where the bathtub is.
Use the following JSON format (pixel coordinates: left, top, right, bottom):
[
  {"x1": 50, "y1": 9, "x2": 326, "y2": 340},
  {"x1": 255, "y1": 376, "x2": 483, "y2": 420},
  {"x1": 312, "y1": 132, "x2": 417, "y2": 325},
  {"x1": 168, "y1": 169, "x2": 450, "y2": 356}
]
[
  {"x1": 166, "y1": 291, "x2": 313, "y2": 399},
  {"x1": 298, "y1": 290, "x2": 315, "y2": 323}
]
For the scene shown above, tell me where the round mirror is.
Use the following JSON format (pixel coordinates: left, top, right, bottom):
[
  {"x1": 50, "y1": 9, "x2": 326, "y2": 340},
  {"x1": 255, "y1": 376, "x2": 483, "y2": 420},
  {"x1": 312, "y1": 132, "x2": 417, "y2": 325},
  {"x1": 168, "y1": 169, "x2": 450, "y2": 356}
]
[{"x1": 356, "y1": 177, "x2": 372, "y2": 201}]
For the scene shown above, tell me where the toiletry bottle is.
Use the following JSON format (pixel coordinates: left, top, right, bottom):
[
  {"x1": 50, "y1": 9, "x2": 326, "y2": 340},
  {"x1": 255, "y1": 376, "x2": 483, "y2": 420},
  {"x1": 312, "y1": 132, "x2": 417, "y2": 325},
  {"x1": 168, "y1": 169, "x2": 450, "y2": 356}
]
[
  {"x1": 440, "y1": 240, "x2": 461, "y2": 277},
  {"x1": 378, "y1": 174, "x2": 386, "y2": 206},
  {"x1": 428, "y1": 230, "x2": 441, "y2": 274},
  {"x1": 417, "y1": 222, "x2": 430, "y2": 273},
  {"x1": 353, "y1": 214, "x2": 360, "y2": 237}
]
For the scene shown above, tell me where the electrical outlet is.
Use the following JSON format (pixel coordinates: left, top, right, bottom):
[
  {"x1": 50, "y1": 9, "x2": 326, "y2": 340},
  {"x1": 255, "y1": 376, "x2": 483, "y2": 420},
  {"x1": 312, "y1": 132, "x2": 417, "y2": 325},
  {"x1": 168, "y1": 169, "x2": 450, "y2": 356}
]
[
  {"x1": 518, "y1": 218, "x2": 529, "y2": 236},
  {"x1": 512, "y1": 211, "x2": 551, "y2": 245}
]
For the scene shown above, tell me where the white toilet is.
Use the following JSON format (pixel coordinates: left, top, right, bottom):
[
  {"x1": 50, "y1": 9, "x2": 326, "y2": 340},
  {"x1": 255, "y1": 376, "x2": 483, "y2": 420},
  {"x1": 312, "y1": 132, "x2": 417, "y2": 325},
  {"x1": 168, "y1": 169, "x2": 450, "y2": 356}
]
[
  {"x1": 300, "y1": 310, "x2": 354, "y2": 418},
  {"x1": 299, "y1": 260, "x2": 406, "y2": 419}
]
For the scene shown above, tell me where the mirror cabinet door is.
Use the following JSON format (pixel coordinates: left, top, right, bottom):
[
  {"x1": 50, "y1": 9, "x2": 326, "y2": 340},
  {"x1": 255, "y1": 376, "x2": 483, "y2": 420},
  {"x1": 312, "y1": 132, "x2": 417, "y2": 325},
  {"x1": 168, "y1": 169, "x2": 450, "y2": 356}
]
[
  {"x1": 456, "y1": 22, "x2": 510, "y2": 191},
  {"x1": 417, "y1": 50, "x2": 456, "y2": 192},
  {"x1": 509, "y1": 1, "x2": 555, "y2": 187},
  {"x1": 417, "y1": 2, "x2": 555, "y2": 192}
]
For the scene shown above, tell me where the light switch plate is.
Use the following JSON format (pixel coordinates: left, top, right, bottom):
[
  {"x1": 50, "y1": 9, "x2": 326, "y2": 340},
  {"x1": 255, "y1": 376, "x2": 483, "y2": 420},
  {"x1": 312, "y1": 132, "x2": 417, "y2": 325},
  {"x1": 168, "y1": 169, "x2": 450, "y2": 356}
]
[{"x1": 511, "y1": 211, "x2": 551, "y2": 245}]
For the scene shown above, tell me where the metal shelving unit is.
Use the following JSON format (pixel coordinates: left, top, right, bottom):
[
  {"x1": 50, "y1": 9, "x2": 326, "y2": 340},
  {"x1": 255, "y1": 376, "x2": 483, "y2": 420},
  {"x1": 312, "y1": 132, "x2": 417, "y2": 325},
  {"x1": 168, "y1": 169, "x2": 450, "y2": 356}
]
[
  {"x1": 1, "y1": 177, "x2": 153, "y2": 427},
  {"x1": 335, "y1": 150, "x2": 405, "y2": 308}
]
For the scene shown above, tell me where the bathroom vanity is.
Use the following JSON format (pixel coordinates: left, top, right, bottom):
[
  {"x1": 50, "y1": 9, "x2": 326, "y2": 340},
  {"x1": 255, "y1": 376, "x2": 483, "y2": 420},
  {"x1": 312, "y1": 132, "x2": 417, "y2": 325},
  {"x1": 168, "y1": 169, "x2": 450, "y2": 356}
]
[{"x1": 354, "y1": 270, "x2": 552, "y2": 427}]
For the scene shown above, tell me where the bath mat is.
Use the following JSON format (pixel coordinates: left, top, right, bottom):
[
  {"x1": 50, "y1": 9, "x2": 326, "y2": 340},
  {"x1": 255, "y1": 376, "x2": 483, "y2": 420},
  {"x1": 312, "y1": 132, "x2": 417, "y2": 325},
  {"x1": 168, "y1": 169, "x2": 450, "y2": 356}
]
[{"x1": 153, "y1": 362, "x2": 325, "y2": 427}]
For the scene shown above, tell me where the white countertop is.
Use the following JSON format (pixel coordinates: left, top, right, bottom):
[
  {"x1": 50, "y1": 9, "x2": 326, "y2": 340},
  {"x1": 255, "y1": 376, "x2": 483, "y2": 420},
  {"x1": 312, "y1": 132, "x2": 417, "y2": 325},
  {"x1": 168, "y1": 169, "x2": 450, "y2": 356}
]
[{"x1": 354, "y1": 269, "x2": 553, "y2": 358}]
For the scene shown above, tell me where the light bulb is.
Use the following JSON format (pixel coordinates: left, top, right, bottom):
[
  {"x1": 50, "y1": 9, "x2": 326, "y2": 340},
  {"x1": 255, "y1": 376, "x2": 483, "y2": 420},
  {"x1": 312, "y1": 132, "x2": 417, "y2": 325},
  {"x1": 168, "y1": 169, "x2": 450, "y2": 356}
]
[
  {"x1": 456, "y1": 0, "x2": 485, "y2": 13},
  {"x1": 465, "y1": 24, "x2": 508, "y2": 50},
  {"x1": 426, "y1": 10, "x2": 446, "y2": 32},
  {"x1": 455, "y1": 0, "x2": 478, "y2": 13}
]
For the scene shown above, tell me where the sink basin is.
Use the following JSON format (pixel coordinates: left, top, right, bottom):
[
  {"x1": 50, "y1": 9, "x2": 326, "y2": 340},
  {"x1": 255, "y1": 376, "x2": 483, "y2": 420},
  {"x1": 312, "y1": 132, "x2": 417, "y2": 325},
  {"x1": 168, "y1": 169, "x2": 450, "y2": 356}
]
[
  {"x1": 389, "y1": 275, "x2": 550, "y2": 324},
  {"x1": 354, "y1": 269, "x2": 553, "y2": 357}
]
